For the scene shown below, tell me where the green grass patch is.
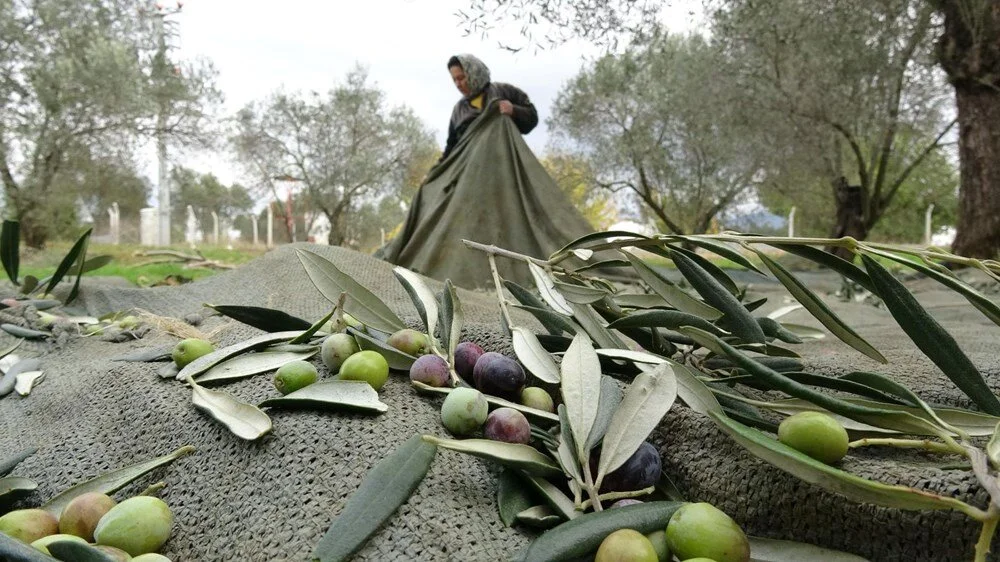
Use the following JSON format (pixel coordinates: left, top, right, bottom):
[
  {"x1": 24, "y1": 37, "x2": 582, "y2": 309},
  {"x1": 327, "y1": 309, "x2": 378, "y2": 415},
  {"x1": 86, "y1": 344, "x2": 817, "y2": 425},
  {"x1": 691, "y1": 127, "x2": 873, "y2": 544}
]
[{"x1": 18, "y1": 243, "x2": 267, "y2": 287}]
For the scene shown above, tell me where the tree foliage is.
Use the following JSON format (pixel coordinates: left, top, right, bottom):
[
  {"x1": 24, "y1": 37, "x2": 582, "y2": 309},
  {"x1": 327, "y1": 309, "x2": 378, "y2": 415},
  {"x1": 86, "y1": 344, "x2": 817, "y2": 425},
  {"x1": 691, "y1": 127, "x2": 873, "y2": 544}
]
[
  {"x1": 711, "y1": 0, "x2": 956, "y2": 252},
  {"x1": 549, "y1": 32, "x2": 766, "y2": 235},
  {"x1": 0, "y1": 0, "x2": 221, "y2": 247},
  {"x1": 170, "y1": 166, "x2": 254, "y2": 243},
  {"x1": 229, "y1": 66, "x2": 436, "y2": 246},
  {"x1": 540, "y1": 154, "x2": 618, "y2": 230}
]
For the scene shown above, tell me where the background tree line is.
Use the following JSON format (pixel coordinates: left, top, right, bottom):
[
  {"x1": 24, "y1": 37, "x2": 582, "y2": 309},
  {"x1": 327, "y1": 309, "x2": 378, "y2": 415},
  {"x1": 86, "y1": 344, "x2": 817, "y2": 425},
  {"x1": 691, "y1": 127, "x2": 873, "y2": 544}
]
[{"x1": 3, "y1": 0, "x2": 992, "y2": 258}]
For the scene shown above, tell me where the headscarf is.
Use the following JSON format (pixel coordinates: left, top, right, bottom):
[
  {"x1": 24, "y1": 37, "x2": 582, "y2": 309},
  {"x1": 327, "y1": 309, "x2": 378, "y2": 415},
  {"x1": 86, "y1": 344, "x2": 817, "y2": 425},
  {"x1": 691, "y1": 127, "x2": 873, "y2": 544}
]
[{"x1": 453, "y1": 54, "x2": 491, "y2": 99}]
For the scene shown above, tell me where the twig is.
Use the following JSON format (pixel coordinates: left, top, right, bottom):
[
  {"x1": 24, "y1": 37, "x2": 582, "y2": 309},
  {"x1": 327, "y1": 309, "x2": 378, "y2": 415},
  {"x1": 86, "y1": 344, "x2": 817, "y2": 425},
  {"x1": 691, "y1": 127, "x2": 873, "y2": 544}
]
[{"x1": 135, "y1": 250, "x2": 236, "y2": 270}]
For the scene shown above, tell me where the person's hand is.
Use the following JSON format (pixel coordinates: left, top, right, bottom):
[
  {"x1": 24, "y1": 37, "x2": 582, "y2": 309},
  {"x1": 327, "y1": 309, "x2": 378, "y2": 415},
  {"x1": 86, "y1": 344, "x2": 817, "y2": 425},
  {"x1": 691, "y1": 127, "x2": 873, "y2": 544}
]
[{"x1": 498, "y1": 100, "x2": 514, "y2": 115}]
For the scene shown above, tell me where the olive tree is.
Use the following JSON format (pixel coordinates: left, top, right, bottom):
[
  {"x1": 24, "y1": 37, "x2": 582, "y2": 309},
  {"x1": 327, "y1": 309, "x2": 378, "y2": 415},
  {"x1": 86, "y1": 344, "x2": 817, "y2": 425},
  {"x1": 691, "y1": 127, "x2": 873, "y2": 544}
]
[{"x1": 229, "y1": 66, "x2": 436, "y2": 246}]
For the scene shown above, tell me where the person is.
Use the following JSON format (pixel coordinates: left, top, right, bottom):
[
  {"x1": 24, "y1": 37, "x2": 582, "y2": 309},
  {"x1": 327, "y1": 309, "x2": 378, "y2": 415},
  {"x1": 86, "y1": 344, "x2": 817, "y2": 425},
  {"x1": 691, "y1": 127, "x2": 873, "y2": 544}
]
[
  {"x1": 439, "y1": 54, "x2": 538, "y2": 162},
  {"x1": 377, "y1": 53, "x2": 600, "y2": 289}
]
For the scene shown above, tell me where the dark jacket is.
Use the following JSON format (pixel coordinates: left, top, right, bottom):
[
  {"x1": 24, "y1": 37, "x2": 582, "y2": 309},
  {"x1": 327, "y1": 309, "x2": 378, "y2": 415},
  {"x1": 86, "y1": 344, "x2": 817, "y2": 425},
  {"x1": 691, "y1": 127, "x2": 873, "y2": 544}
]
[{"x1": 439, "y1": 82, "x2": 538, "y2": 162}]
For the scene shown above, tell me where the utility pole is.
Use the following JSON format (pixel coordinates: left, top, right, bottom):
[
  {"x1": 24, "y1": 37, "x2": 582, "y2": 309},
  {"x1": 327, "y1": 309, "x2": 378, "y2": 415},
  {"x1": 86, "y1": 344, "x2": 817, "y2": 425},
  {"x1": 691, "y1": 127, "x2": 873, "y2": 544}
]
[{"x1": 150, "y1": 1, "x2": 183, "y2": 246}]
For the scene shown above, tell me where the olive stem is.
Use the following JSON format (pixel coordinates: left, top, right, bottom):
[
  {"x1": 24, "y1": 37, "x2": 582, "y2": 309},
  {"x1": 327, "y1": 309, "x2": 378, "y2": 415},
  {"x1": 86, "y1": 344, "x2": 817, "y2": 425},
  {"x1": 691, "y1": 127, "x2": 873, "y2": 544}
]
[
  {"x1": 848, "y1": 438, "x2": 966, "y2": 456},
  {"x1": 582, "y1": 462, "x2": 603, "y2": 512},
  {"x1": 487, "y1": 253, "x2": 515, "y2": 330},
  {"x1": 578, "y1": 486, "x2": 656, "y2": 510},
  {"x1": 975, "y1": 505, "x2": 1000, "y2": 562},
  {"x1": 139, "y1": 481, "x2": 166, "y2": 496}
]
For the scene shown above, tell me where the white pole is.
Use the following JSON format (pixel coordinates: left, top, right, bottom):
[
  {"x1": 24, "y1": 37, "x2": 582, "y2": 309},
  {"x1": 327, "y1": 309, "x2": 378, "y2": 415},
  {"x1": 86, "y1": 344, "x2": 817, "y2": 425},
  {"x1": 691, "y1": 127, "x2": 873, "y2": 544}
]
[
  {"x1": 266, "y1": 205, "x2": 273, "y2": 248},
  {"x1": 112, "y1": 202, "x2": 120, "y2": 245},
  {"x1": 212, "y1": 211, "x2": 219, "y2": 245},
  {"x1": 924, "y1": 204, "x2": 935, "y2": 245},
  {"x1": 251, "y1": 214, "x2": 259, "y2": 246},
  {"x1": 787, "y1": 207, "x2": 796, "y2": 238}
]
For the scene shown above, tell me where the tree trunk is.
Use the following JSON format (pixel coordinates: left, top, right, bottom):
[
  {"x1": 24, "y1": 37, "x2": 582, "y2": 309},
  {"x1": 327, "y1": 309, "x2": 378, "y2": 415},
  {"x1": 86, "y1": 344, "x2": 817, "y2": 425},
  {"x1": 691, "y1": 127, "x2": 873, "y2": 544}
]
[
  {"x1": 949, "y1": 84, "x2": 1000, "y2": 258},
  {"x1": 827, "y1": 176, "x2": 868, "y2": 261},
  {"x1": 937, "y1": 0, "x2": 1000, "y2": 259}
]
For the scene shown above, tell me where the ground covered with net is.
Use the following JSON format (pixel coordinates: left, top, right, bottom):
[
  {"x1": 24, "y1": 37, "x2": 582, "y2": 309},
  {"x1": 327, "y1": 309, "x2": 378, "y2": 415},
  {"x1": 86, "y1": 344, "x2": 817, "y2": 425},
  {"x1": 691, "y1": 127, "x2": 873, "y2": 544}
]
[{"x1": 2, "y1": 243, "x2": 998, "y2": 561}]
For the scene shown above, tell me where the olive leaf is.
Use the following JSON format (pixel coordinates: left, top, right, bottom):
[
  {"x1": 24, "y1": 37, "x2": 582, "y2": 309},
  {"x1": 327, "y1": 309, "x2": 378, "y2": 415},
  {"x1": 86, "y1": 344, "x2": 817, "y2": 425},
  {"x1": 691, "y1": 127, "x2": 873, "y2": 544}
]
[
  {"x1": 612, "y1": 293, "x2": 672, "y2": 310},
  {"x1": 1, "y1": 324, "x2": 48, "y2": 339},
  {"x1": 514, "y1": 501, "x2": 685, "y2": 562},
  {"x1": 572, "y1": 259, "x2": 632, "y2": 273},
  {"x1": 0, "y1": 357, "x2": 41, "y2": 398},
  {"x1": 667, "y1": 236, "x2": 765, "y2": 274},
  {"x1": 312, "y1": 434, "x2": 437, "y2": 562},
  {"x1": 393, "y1": 266, "x2": 439, "y2": 342},
  {"x1": 569, "y1": 302, "x2": 625, "y2": 349},
  {"x1": 350, "y1": 327, "x2": 417, "y2": 370},
  {"x1": 861, "y1": 254, "x2": 1000, "y2": 415},
  {"x1": 206, "y1": 304, "x2": 312, "y2": 332},
  {"x1": 596, "y1": 363, "x2": 677, "y2": 481},
  {"x1": 176, "y1": 331, "x2": 302, "y2": 381},
  {"x1": 498, "y1": 469, "x2": 537, "y2": 527},
  {"x1": 607, "y1": 309, "x2": 729, "y2": 336},
  {"x1": 516, "y1": 505, "x2": 563, "y2": 528},
  {"x1": 188, "y1": 376, "x2": 272, "y2": 441},
  {"x1": 594, "y1": 348, "x2": 667, "y2": 365},
  {"x1": 297, "y1": 249, "x2": 405, "y2": 333},
  {"x1": 46, "y1": 540, "x2": 119, "y2": 562},
  {"x1": 555, "y1": 405, "x2": 585, "y2": 486},
  {"x1": 553, "y1": 281, "x2": 609, "y2": 304},
  {"x1": 42, "y1": 445, "x2": 195, "y2": 517},
  {"x1": 840, "y1": 371, "x2": 966, "y2": 436},
  {"x1": 411, "y1": 381, "x2": 558, "y2": 422},
  {"x1": 259, "y1": 380, "x2": 388, "y2": 413},
  {"x1": 549, "y1": 230, "x2": 649, "y2": 261},
  {"x1": 747, "y1": 536, "x2": 870, "y2": 561},
  {"x1": 584, "y1": 376, "x2": 625, "y2": 451},
  {"x1": 528, "y1": 261, "x2": 573, "y2": 315},
  {"x1": 668, "y1": 246, "x2": 765, "y2": 344},
  {"x1": 518, "y1": 470, "x2": 580, "y2": 521},
  {"x1": 1, "y1": 219, "x2": 19, "y2": 284},
  {"x1": 0, "y1": 532, "x2": 56, "y2": 562},
  {"x1": 681, "y1": 327, "x2": 949, "y2": 437},
  {"x1": 756, "y1": 317, "x2": 803, "y2": 344},
  {"x1": 442, "y1": 279, "x2": 463, "y2": 364},
  {"x1": 512, "y1": 327, "x2": 560, "y2": 384},
  {"x1": 767, "y1": 242, "x2": 876, "y2": 293},
  {"x1": 660, "y1": 244, "x2": 741, "y2": 297},
  {"x1": 44, "y1": 227, "x2": 91, "y2": 300},
  {"x1": 0, "y1": 447, "x2": 36, "y2": 477},
  {"x1": 422, "y1": 435, "x2": 562, "y2": 477},
  {"x1": 0, "y1": 476, "x2": 37, "y2": 504},
  {"x1": 194, "y1": 349, "x2": 318, "y2": 385},
  {"x1": 623, "y1": 252, "x2": 722, "y2": 320},
  {"x1": 79, "y1": 254, "x2": 112, "y2": 274},
  {"x1": 753, "y1": 250, "x2": 885, "y2": 363},
  {"x1": 288, "y1": 305, "x2": 339, "y2": 345},
  {"x1": 763, "y1": 397, "x2": 1000, "y2": 437},
  {"x1": 780, "y1": 371, "x2": 906, "y2": 404},
  {"x1": 708, "y1": 409, "x2": 980, "y2": 515},
  {"x1": 14, "y1": 370, "x2": 44, "y2": 396},
  {"x1": 112, "y1": 346, "x2": 176, "y2": 363},
  {"x1": 560, "y1": 333, "x2": 603, "y2": 462},
  {"x1": 777, "y1": 323, "x2": 826, "y2": 341},
  {"x1": 157, "y1": 362, "x2": 180, "y2": 379},
  {"x1": 512, "y1": 304, "x2": 580, "y2": 336},
  {"x1": 864, "y1": 247, "x2": 1000, "y2": 328}
]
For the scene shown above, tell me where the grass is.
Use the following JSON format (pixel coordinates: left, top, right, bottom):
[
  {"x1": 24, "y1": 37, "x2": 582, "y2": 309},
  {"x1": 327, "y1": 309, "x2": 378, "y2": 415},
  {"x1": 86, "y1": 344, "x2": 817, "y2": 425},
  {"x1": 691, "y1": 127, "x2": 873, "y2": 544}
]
[{"x1": 18, "y1": 242, "x2": 267, "y2": 287}]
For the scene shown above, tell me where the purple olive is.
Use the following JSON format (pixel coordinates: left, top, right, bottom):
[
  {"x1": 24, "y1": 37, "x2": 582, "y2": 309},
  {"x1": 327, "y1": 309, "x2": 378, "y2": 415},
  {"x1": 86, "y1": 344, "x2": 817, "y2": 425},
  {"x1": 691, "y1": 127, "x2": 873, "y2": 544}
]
[
  {"x1": 409, "y1": 355, "x2": 450, "y2": 387},
  {"x1": 483, "y1": 407, "x2": 531, "y2": 444},
  {"x1": 454, "y1": 341, "x2": 485, "y2": 382},
  {"x1": 591, "y1": 441, "x2": 662, "y2": 493},
  {"x1": 472, "y1": 352, "x2": 526, "y2": 401}
]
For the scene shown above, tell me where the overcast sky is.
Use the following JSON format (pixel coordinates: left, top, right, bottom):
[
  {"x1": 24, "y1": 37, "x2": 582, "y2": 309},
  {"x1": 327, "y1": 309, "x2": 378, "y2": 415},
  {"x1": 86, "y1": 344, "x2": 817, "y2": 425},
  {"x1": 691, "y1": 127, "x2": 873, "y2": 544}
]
[{"x1": 158, "y1": 0, "x2": 703, "y2": 187}]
